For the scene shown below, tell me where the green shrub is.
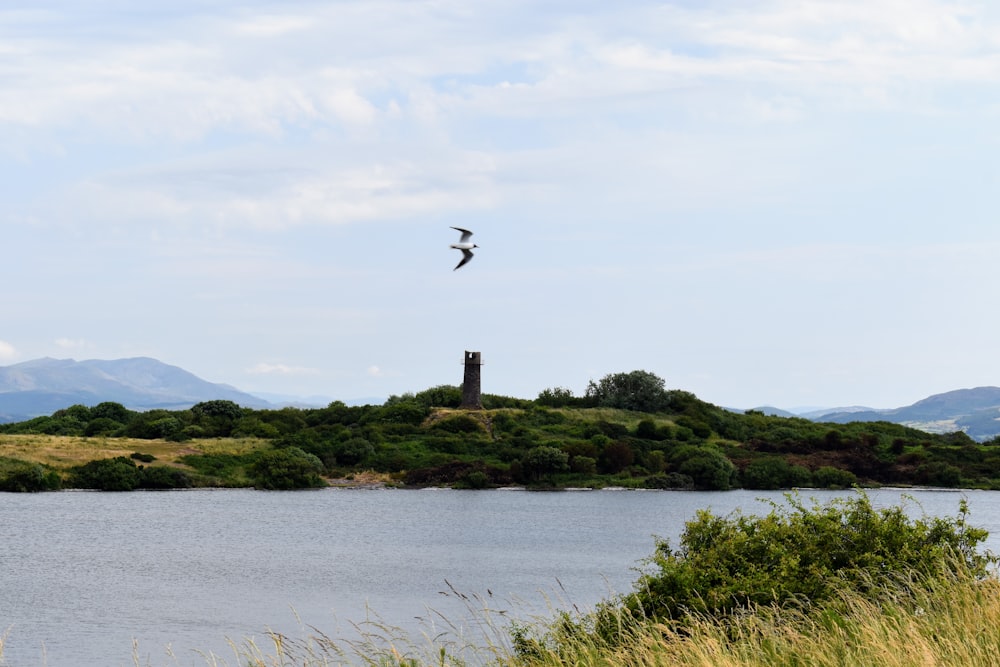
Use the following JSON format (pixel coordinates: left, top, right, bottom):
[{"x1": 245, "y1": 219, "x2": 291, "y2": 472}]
[
  {"x1": 521, "y1": 446, "x2": 570, "y2": 482},
  {"x1": 598, "y1": 493, "x2": 993, "y2": 639},
  {"x1": 742, "y1": 457, "x2": 812, "y2": 489},
  {"x1": 139, "y1": 466, "x2": 193, "y2": 489},
  {"x1": 570, "y1": 455, "x2": 597, "y2": 475},
  {"x1": 70, "y1": 457, "x2": 142, "y2": 491},
  {"x1": 131, "y1": 452, "x2": 156, "y2": 463},
  {"x1": 813, "y1": 465, "x2": 858, "y2": 488},
  {"x1": 431, "y1": 415, "x2": 483, "y2": 434},
  {"x1": 249, "y1": 447, "x2": 325, "y2": 490},
  {"x1": 671, "y1": 446, "x2": 736, "y2": 490},
  {"x1": 455, "y1": 470, "x2": 491, "y2": 489},
  {"x1": 0, "y1": 457, "x2": 61, "y2": 492},
  {"x1": 334, "y1": 437, "x2": 375, "y2": 466},
  {"x1": 85, "y1": 417, "x2": 124, "y2": 437}
]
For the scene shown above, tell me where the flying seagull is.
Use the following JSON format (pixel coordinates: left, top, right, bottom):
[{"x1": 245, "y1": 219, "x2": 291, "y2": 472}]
[{"x1": 449, "y1": 226, "x2": 478, "y2": 270}]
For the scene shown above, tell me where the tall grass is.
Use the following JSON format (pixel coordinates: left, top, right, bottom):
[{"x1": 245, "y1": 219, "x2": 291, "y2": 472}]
[
  {"x1": 118, "y1": 565, "x2": 1000, "y2": 667},
  {"x1": 510, "y1": 565, "x2": 1000, "y2": 667},
  {"x1": 9, "y1": 569, "x2": 998, "y2": 666}
]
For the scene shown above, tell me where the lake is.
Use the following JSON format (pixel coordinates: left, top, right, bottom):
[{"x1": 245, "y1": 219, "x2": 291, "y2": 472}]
[{"x1": 2, "y1": 487, "x2": 999, "y2": 666}]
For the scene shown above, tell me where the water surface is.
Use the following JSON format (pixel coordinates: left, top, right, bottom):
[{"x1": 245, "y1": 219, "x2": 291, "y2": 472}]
[{"x1": 2, "y1": 487, "x2": 996, "y2": 666}]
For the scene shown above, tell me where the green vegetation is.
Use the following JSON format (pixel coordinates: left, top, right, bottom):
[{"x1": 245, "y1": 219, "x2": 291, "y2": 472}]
[
  {"x1": 4, "y1": 370, "x2": 1000, "y2": 491},
  {"x1": 509, "y1": 493, "x2": 997, "y2": 667}
]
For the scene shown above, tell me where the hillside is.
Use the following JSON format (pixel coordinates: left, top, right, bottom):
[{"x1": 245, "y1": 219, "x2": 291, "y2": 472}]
[
  {"x1": 4, "y1": 378, "x2": 1000, "y2": 493},
  {"x1": 0, "y1": 357, "x2": 270, "y2": 422},
  {"x1": 816, "y1": 386, "x2": 1000, "y2": 441}
]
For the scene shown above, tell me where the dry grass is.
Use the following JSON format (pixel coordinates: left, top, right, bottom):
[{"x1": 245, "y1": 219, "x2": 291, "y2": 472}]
[
  {"x1": 512, "y1": 573, "x2": 1000, "y2": 667},
  {"x1": 130, "y1": 571, "x2": 1000, "y2": 666},
  {"x1": 0, "y1": 433, "x2": 270, "y2": 471}
]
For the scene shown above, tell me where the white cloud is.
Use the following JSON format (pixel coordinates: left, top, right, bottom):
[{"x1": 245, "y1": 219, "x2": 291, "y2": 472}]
[
  {"x1": 0, "y1": 340, "x2": 16, "y2": 361},
  {"x1": 367, "y1": 365, "x2": 384, "y2": 378},
  {"x1": 55, "y1": 337, "x2": 88, "y2": 350},
  {"x1": 232, "y1": 14, "x2": 313, "y2": 37},
  {"x1": 246, "y1": 362, "x2": 319, "y2": 376},
  {"x1": 59, "y1": 151, "x2": 500, "y2": 230}
]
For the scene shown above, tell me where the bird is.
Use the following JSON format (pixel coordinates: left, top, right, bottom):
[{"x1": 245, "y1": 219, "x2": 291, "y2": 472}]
[{"x1": 449, "y1": 226, "x2": 478, "y2": 270}]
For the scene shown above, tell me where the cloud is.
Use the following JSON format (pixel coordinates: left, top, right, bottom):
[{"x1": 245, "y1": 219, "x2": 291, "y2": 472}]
[
  {"x1": 0, "y1": 340, "x2": 16, "y2": 361},
  {"x1": 246, "y1": 362, "x2": 319, "y2": 376},
  {"x1": 59, "y1": 151, "x2": 500, "y2": 230},
  {"x1": 55, "y1": 337, "x2": 88, "y2": 350},
  {"x1": 367, "y1": 365, "x2": 384, "y2": 378}
]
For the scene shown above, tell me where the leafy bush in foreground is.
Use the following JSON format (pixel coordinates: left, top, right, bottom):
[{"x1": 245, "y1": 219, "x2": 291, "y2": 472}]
[{"x1": 598, "y1": 493, "x2": 993, "y2": 637}]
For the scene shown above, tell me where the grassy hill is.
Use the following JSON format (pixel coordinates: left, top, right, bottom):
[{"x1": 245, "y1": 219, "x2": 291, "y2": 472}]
[{"x1": 3, "y1": 376, "x2": 1000, "y2": 492}]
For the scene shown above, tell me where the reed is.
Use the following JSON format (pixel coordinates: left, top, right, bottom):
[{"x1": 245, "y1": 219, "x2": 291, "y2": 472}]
[
  {"x1": 510, "y1": 567, "x2": 1000, "y2": 667},
  {"x1": 185, "y1": 566, "x2": 1000, "y2": 667}
]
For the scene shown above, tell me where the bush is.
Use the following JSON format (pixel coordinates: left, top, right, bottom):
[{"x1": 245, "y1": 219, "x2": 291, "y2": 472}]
[
  {"x1": 742, "y1": 457, "x2": 812, "y2": 489},
  {"x1": 249, "y1": 447, "x2": 325, "y2": 490},
  {"x1": 0, "y1": 457, "x2": 61, "y2": 492},
  {"x1": 521, "y1": 446, "x2": 570, "y2": 482},
  {"x1": 139, "y1": 466, "x2": 193, "y2": 489},
  {"x1": 813, "y1": 465, "x2": 858, "y2": 488},
  {"x1": 670, "y1": 446, "x2": 736, "y2": 490},
  {"x1": 599, "y1": 493, "x2": 994, "y2": 638},
  {"x1": 70, "y1": 457, "x2": 142, "y2": 491},
  {"x1": 85, "y1": 417, "x2": 124, "y2": 437}
]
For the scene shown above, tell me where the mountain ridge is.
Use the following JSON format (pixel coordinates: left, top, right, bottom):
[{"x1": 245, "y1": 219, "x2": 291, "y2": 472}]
[
  {"x1": 757, "y1": 386, "x2": 1000, "y2": 442},
  {"x1": 0, "y1": 357, "x2": 271, "y2": 422},
  {"x1": 1, "y1": 357, "x2": 998, "y2": 440}
]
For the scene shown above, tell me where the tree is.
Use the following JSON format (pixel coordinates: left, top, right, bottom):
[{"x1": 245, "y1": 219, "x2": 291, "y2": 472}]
[
  {"x1": 521, "y1": 446, "x2": 570, "y2": 482},
  {"x1": 192, "y1": 400, "x2": 244, "y2": 437},
  {"x1": 91, "y1": 402, "x2": 133, "y2": 424},
  {"x1": 585, "y1": 370, "x2": 670, "y2": 413},
  {"x1": 536, "y1": 387, "x2": 577, "y2": 408}
]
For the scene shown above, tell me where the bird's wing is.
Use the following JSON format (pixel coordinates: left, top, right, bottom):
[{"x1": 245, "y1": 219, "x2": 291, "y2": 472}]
[
  {"x1": 451, "y1": 226, "x2": 473, "y2": 242},
  {"x1": 454, "y1": 248, "x2": 474, "y2": 270}
]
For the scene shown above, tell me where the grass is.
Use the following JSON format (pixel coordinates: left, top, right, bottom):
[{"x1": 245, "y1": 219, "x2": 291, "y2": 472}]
[
  {"x1": 256, "y1": 573, "x2": 1000, "y2": 666},
  {"x1": 56, "y1": 566, "x2": 996, "y2": 667},
  {"x1": 0, "y1": 433, "x2": 271, "y2": 472}
]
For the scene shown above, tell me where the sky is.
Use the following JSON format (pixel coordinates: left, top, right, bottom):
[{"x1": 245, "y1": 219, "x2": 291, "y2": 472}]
[{"x1": 2, "y1": 0, "x2": 999, "y2": 411}]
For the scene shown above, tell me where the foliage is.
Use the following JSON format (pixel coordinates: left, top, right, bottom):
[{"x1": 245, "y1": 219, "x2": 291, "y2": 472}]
[
  {"x1": 670, "y1": 446, "x2": 736, "y2": 490},
  {"x1": 599, "y1": 493, "x2": 994, "y2": 637},
  {"x1": 249, "y1": 447, "x2": 325, "y2": 490},
  {"x1": 0, "y1": 457, "x2": 61, "y2": 492},
  {"x1": 521, "y1": 446, "x2": 570, "y2": 482},
  {"x1": 585, "y1": 370, "x2": 671, "y2": 413},
  {"x1": 741, "y1": 457, "x2": 812, "y2": 489},
  {"x1": 7, "y1": 368, "x2": 1000, "y2": 490},
  {"x1": 69, "y1": 456, "x2": 192, "y2": 490},
  {"x1": 536, "y1": 386, "x2": 584, "y2": 408},
  {"x1": 812, "y1": 465, "x2": 858, "y2": 488},
  {"x1": 70, "y1": 456, "x2": 143, "y2": 491},
  {"x1": 510, "y1": 566, "x2": 1000, "y2": 667}
]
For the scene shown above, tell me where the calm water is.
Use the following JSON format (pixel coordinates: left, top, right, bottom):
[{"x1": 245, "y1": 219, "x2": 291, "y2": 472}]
[{"x1": 2, "y1": 487, "x2": 999, "y2": 666}]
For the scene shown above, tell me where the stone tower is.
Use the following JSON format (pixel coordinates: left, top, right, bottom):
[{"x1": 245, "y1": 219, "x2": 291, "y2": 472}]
[{"x1": 460, "y1": 351, "x2": 483, "y2": 409}]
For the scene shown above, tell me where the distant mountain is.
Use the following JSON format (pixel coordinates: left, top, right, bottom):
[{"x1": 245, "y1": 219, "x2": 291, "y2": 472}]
[
  {"x1": 814, "y1": 387, "x2": 1000, "y2": 441},
  {"x1": 249, "y1": 392, "x2": 384, "y2": 408},
  {"x1": 0, "y1": 357, "x2": 272, "y2": 423},
  {"x1": 747, "y1": 406, "x2": 799, "y2": 418}
]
